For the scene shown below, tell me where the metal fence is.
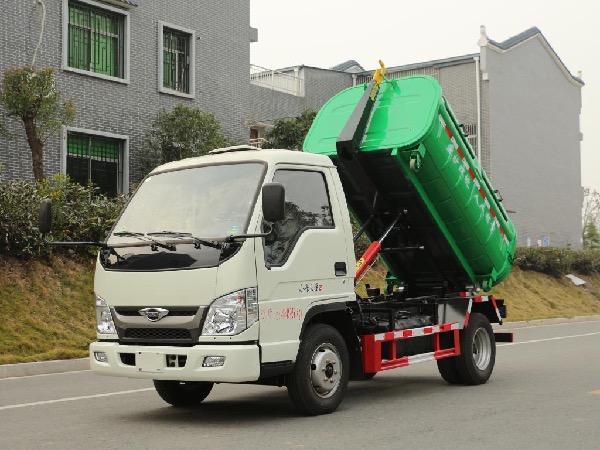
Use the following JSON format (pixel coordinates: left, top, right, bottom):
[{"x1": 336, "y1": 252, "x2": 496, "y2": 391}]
[{"x1": 250, "y1": 65, "x2": 304, "y2": 96}]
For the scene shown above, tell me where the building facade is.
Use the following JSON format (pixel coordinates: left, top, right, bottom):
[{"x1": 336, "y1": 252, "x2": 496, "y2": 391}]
[
  {"x1": 248, "y1": 27, "x2": 584, "y2": 248},
  {"x1": 0, "y1": 0, "x2": 256, "y2": 193}
]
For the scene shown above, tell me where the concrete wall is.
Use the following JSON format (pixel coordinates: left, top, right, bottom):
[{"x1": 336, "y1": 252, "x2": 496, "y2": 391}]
[
  {"x1": 0, "y1": 0, "x2": 251, "y2": 186},
  {"x1": 486, "y1": 37, "x2": 583, "y2": 248}
]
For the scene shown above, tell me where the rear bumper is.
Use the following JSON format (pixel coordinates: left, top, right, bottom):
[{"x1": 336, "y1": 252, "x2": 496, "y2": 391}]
[{"x1": 89, "y1": 341, "x2": 260, "y2": 383}]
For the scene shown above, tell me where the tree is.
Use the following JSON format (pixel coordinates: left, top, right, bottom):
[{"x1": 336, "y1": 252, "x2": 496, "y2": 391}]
[
  {"x1": 0, "y1": 67, "x2": 75, "y2": 181},
  {"x1": 582, "y1": 187, "x2": 600, "y2": 249},
  {"x1": 263, "y1": 109, "x2": 317, "y2": 150},
  {"x1": 143, "y1": 104, "x2": 236, "y2": 173},
  {"x1": 583, "y1": 221, "x2": 600, "y2": 250}
]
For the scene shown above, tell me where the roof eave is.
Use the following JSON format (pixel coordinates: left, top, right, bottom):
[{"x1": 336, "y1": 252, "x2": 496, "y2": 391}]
[{"x1": 487, "y1": 30, "x2": 583, "y2": 87}]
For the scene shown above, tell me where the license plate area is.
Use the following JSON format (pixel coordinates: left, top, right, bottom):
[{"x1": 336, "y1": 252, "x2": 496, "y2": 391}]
[{"x1": 136, "y1": 351, "x2": 164, "y2": 373}]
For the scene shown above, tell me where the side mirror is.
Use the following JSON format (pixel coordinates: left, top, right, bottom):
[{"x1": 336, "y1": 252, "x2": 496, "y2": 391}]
[
  {"x1": 262, "y1": 183, "x2": 285, "y2": 222},
  {"x1": 39, "y1": 198, "x2": 52, "y2": 234}
]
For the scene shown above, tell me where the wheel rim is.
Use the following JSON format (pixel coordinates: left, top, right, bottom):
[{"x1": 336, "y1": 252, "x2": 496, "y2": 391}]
[
  {"x1": 309, "y1": 343, "x2": 342, "y2": 399},
  {"x1": 472, "y1": 328, "x2": 492, "y2": 370}
]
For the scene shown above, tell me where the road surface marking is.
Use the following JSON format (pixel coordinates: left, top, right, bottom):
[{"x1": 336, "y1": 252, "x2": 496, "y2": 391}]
[
  {"x1": 590, "y1": 390, "x2": 600, "y2": 395},
  {"x1": 0, "y1": 370, "x2": 90, "y2": 382},
  {"x1": 0, "y1": 388, "x2": 154, "y2": 411},
  {"x1": 499, "y1": 331, "x2": 600, "y2": 346}
]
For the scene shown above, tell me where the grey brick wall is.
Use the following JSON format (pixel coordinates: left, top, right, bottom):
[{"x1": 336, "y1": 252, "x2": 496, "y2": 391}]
[
  {"x1": 436, "y1": 60, "x2": 493, "y2": 175},
  {"x1": 0, "y1": 0, "x2": 251, "y2": 187},
  {"x1": 486, "y1": 37, "x2": 583, "y2": 248}
]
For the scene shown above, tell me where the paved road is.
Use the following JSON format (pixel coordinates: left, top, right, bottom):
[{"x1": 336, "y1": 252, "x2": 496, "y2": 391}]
[{"x1": 1, "y1": 320, "x2": 599, "y2": 450}]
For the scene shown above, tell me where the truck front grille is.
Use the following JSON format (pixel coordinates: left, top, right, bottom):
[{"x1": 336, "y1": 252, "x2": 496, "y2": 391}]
[
  {"x1": 123, "y1": 328, "x2": 192, "y2": 340},
  {"x1": 115, "y1": 308, "x2": 198, "y2": 317}
]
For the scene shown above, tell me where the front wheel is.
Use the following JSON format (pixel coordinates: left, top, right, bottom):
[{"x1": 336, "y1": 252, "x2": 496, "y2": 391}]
[
  {"x1": 287, "y1": 324, "x2": 350, "y2": 415},
  {"x1": 153, "y1": 380, "x2": 214, "y2": 407}
]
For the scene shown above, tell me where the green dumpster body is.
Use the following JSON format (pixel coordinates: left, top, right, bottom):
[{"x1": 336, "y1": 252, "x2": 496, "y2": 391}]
[{"x1": 303, "y1": 76, "x2": 516, "y2": 292}]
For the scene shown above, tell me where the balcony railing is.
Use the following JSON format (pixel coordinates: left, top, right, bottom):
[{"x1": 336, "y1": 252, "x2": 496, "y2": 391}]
[{"x1": 250, "y1": 64, "x2": 304, "y2": 97}]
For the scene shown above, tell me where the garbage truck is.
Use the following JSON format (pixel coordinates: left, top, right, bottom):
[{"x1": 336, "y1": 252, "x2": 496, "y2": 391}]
[{"x1": 39, "y1": 63, "x2": 516, "y2": 416}]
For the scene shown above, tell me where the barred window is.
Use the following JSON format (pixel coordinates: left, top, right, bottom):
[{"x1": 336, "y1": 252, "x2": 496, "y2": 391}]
[
  {"x1": 163, "y1": 28, "x2": 190, "y2": 93},
  {"x1": 66, "y1": 132, "x2": 124, "y2": 196},
  {"x1": 67, "y1": 1, "x2": 125, "y2": 78},
  {"x1": 159, "y1": 22, "x2": 195, "y2": 97}
]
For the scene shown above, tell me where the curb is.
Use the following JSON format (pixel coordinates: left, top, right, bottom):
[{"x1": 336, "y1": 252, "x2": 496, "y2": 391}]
[
  {"x1": 2, "y1": 315, "x2": 600, "y2": 379},
  {"x1": 0, "y1": 357, "x2": 90, "y2": 380}
]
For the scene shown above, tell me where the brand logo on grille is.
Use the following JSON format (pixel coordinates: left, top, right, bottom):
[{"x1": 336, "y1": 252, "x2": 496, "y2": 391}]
[{"x1": 138, "y1": 308, "x2": 169, "y2": 322}]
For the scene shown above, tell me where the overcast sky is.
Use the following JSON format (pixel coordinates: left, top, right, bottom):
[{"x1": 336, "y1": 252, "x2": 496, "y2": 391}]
[{"x1": 250, "y1": 0, "x2": 600, "y2": 192}]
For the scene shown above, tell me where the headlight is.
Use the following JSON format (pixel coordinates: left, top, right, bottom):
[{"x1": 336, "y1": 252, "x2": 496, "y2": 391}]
[
  {"x1": 202, "y1": 288, "x2": 258, "y2": 336},
  {"x1": 95, "y1": 295, "x2": 117, "y2": 336}
]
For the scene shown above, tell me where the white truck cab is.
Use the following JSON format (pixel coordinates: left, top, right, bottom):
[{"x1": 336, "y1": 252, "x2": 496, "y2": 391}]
[{"x1": 89, "y1": 147, "x2": 357, "y2": 413}]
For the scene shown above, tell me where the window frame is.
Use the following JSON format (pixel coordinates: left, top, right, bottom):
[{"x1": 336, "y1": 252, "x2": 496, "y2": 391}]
[
  {"x1": 62, "y1": 0, "x2": 130, "y2": 84},
  {"x1": 61, "y1": 126, "x2": 130, "y2": 194},
  {"x1": 158, "y1": 21, "x2": 196, "y2": 99},
  {"x1": 263, "y1": 168, "x2": 335, "y2": 268}
]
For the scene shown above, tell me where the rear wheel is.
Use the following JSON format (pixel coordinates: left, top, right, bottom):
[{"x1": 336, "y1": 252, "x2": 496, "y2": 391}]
[
  {"x1": 456, "y1": 313, "x2": 496, "y2": 385},
  {"x1": 437, "y1": 313, "x2": 496, "y2": 385},
  {"x1": 287, "y1": 324, "x2": 350, "y2": 415},
  {"x1": 153, "y1": 380, "x2": 213, "y2": 407},
  {"x1": 437, "y1": 357, "x2": 463, "y2": 384},
  {"x1": 437, "y1": 330, "x2": 464, "y2": 384}
]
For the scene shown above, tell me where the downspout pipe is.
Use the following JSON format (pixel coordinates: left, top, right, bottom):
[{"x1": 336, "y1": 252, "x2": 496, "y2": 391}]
[{"x1": 474, "y1": 56, "x2": 482, "y2": 162}]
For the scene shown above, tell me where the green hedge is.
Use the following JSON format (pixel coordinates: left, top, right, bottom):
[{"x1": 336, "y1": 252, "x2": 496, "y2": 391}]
[
  {"x1": 0, "y1": 174, "x2": 126, "y2": 258},
  {"x1": 513, "y1": 247, "x2": 600, "y2": 277}
]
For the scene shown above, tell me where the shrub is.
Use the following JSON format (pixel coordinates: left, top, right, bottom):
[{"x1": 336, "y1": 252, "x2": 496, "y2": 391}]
[
  {"x1": 513, "y1": 247, "x2": 600, "y2": 277},
  {"x1": 0, "y1": 174, "x2": 126, "y2": 258},
  {"x1": 513, "y1": 247, "x2": 573, "y2": 277},
  {"x1": 570, "y1": 250, "x2": 600, "y2": 275}
]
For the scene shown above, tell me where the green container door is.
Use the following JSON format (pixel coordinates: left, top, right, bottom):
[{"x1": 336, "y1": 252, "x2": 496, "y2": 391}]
[{"x1": 304, "y1": 76, "x2": 516, "y2": 291}]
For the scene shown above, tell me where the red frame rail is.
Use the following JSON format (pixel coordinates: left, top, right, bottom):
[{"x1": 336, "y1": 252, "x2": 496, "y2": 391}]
[{"x1": 361, "y1": 322, "x2": 461, "y2": 373}]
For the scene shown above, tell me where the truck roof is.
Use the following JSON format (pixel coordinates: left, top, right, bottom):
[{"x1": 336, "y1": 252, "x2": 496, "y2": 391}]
[{"x1": 150, "y1": 147, "x2": 335, "y2": 174}]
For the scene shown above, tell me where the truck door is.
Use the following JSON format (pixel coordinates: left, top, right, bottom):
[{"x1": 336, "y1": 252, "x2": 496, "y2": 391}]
[{"x1": 256, "y1": 166, "x2": 354, "y2": 364}]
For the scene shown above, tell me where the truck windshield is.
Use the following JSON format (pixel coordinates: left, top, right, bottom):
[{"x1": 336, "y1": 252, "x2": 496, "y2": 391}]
[{"x1": 108, "y1": 162, "x2": 265, "y2": 245}]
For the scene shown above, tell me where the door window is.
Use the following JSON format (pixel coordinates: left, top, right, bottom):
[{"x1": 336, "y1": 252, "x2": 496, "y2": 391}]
[{"x1": 264, "y1": 170, "x2": 334, "y2": 266}]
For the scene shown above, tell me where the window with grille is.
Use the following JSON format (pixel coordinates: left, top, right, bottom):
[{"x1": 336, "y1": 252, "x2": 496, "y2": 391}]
[
  {"x1": 163, "y1": 28, "x2": 190, "y2": 93},
  {"x1": 158, "y1": 22, "x2": 195, "y2": 97},
  {"x1": 66, "y1": 132, "x2": 124, "y2": 196},
  {"x1": 462, "y1": 124, "x2": 478, "y2": 156},
  {"x1": 67, "y1": 1, "x2": 126, "y2": 78}
]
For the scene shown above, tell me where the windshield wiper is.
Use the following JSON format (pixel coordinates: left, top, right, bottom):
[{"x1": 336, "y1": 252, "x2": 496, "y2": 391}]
[
  {"x1": 146, "y1": 231, "x2": 222, "y2": 249},
  {"x1": 113, "y1": 231, "x2": 176, "y2": 251}
]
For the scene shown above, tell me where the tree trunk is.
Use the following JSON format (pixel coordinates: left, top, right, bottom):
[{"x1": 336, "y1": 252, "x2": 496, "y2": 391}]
[{"x1": 23, "y1": 117, "x2": 44, "y2": 182}]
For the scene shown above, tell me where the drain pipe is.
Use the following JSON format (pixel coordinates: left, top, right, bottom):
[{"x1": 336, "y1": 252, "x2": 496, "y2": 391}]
[
  {"x1": 32, "y1": 0, "x2": 46, "y2": 67},
  {"x1": 474, "y1": 56, "x2": 482, "y2": 162}
]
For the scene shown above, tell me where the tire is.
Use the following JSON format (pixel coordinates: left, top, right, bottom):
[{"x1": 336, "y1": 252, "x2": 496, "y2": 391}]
[
  {"x1": 437, "y1": 357, "x2": 463, "y2": 384},
  {"x1": 153, "y1": 380, "x2": 214, "y2": 407},
  {"x1": 455, "y1": 313, "x2": 496, "y2": 385},
  {"x1": 287, "y1": 324, "x2": 350, "y2": 415},
  {"x1": 437, "y1": 331, "x2": 464, "y2": 384}
]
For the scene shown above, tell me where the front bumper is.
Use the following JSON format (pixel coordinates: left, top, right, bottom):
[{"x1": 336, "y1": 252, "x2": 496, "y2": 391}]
[{"x1": 89, "y1": 341, "x2": 260, "y2": 383}]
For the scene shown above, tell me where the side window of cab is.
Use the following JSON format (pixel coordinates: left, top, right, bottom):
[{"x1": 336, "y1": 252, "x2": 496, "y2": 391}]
[{"x1": 264, "y1": 170, "x2": 334, "y2": 267}]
